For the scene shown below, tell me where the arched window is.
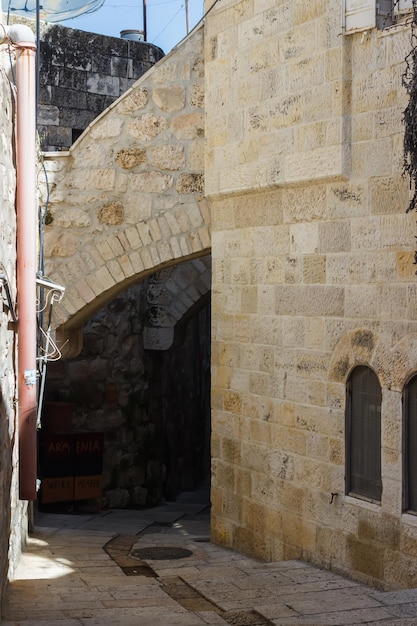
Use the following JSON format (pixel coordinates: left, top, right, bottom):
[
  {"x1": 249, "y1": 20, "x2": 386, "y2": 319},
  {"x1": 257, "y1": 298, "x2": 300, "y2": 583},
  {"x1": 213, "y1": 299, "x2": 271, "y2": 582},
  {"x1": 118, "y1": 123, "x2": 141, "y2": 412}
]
[
  {"x1": 346, "y1": 366, "x2": 382, "y2": 501},
  {"x1": 404, "y1": 375, "x2": 417, "y2": 513}
]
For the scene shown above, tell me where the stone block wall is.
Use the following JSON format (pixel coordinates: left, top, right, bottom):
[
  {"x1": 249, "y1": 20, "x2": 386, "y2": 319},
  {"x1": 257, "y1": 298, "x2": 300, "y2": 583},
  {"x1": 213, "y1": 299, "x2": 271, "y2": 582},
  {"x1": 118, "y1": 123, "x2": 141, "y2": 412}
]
[
  {"x1": 8, "y1": 17, "x2": 164, "y2": 151},
  {"x1": 39, "y1": 26, "x2": 164, "y2": 150},
  {"x1": 41, "y1": 26, "x2": 207, "y2": 339},
  {"x1": 206, "y1": 0, "x2": 417, "y2": 589},
  {"x1": 204, "y1": 0, "x2": 349, "y2": 197},
  {"x1": 38, "y1": 25, "x2": 164, "y2": 151},
  {"x1": 0, "y1": 48, "x2": 27, "y2": 613}
]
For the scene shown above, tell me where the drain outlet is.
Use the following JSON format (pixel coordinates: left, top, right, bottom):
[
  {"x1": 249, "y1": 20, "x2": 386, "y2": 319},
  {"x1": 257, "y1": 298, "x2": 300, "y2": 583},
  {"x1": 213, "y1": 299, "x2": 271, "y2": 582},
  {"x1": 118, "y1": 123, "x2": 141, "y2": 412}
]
[
  {"x1": 104, "y1": 535, "x2": 157, "y2": 577},
  {"x1": 131, "y1": 546, "x2": 193, "y2": 560},
  {"x1": 103, "y1": 535, "x2": 274, "y2": 623}
]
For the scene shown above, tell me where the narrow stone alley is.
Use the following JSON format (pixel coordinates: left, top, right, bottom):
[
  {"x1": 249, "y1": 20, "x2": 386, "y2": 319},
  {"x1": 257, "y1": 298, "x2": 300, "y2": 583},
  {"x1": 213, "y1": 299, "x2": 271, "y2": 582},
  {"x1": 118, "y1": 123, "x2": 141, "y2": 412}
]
[{"x1": 2, "y1": 487, "x2": 417, "y2": 625}]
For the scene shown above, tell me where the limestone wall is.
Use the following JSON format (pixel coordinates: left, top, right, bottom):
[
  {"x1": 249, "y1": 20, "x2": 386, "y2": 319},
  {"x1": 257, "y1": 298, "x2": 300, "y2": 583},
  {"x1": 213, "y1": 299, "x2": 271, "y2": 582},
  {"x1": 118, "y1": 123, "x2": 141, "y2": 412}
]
[
  {"x1": 42, "y1": 25, "x2": 208, "y2": 349},
  {"x1": 0, "y1": 47, "x2": 27, "y2": 612},
  {"x1": 38, "y1": 25, "x2": 164, "y2": 151},
  {"x1": 207, "y1": 0, "x2": 417, "y2": 588}
]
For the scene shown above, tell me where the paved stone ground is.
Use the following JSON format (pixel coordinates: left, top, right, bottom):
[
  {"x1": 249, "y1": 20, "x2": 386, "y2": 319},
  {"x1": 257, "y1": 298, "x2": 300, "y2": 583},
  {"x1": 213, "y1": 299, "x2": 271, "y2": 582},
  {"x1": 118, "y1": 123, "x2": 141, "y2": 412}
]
[{"x1": 2, "y1": 489, "x2": 417, "y2": 625}]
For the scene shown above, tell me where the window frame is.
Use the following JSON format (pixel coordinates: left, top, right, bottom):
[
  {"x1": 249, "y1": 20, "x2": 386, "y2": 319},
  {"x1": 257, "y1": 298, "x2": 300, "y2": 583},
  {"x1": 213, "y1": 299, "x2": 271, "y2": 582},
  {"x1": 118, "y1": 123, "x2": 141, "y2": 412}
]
[
  {"x1": 344, "y1": 0, "x2": 376, "y2": 34},
  {"x1": 394, "y1": 0, "x2": 413, "y2": 15},
  {"x1": 403, "y1": 374, "x2": 417, "y2": 514},
  {"x1": 344, "y1": 0, "x2": 413, "y2": 34},
  {"x1": 345, "y1": 365, "x2": 382, "y2": 503}
]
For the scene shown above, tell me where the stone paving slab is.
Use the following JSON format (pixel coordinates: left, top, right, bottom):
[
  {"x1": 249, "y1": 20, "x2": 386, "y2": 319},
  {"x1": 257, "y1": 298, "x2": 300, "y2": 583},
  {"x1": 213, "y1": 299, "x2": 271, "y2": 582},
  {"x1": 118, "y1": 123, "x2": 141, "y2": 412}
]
[
  {"x1": 2, "y1": 500, "x2": 417, "y2": 625},
  {"x1": 265, "y1": 588, "x2": 384, "y2": 615},
  {"x1": 269, "y1": 607, "x2": 411, "y2": 625}
]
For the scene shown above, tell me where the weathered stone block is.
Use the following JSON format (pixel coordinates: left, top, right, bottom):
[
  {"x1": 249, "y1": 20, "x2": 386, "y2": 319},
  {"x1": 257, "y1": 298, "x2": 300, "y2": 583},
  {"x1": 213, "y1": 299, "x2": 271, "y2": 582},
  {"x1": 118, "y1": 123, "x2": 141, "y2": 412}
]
[
  {"x1": 115, "y1": 148, "x2": 147, "y2": 169},
  {"x1": 172, "y1": 112, "x2": 204, "y2": 139},
  {"x1": 176, "y1": 173, "x2": 204, "y2": 193},
  {"x1": 352, "y1": 138, "x2": 393, "y2": 178},
  {"x1": 397, "y1": 251, "x2": 415, "y2": 278},
  {"x1": 128, "y1": 113, "x2": 168, "y2": 140},
  {"x1": 152, "y1": 86, "x2": 185, "y2": 112},
  {"x1": 86, "y1": 73, "x2": 119, "y2": 96},
  {"x1": 97, "y1": 201, "x2": 124, "y2": 225},
  {"x1": 327, "y1": 251, "x2": 397, "y2": 284},
  {"x1": 190, "y1": 82, "x2": 205, "y2": 107},
  {"x1": 303, "y1": 256, "x2": 326, "y2": 284},
  {"x1": 38, "y1": 104, "x2": 59, "y2": 126},
  {"x1": 275, "y1": 285, "x2": 344, "y2": 317},
  {"x1": 90, "y1": 118, "x2": 123, "y2": 139},
  {"x1": 116, "y1": 87, "x2": 149, "y2": 113},
  {"x1": 44, "y1": 231, "x2": 77, "y2": 257},
  {"x1": 285, "y1": 144, "x2": 344, "y2": 184},
  {"x1": 319, "y1": 221, "x2": 351, "y2": 253},
  {"x1": 129, "y1": 171, "x2": 173, "y2": 193},
  {"x1": 149, "y1": 144, "x2": 185, "y2": 170}
]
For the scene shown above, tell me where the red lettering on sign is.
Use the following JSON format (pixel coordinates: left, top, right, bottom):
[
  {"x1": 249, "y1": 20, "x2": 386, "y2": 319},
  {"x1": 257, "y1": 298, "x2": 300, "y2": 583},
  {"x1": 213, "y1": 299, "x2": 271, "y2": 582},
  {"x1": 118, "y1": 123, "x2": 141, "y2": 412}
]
[
  {"x1": 47, "y1": 440, "x2": 71, "y2": 454},
  {"x1": 76, "y1": 440, "x2": 101, "y2": 454}
]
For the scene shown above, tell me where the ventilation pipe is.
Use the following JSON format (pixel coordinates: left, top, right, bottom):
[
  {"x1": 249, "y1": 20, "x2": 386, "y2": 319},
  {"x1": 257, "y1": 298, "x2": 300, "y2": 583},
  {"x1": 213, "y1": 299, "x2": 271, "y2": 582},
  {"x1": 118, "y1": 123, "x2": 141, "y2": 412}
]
[{"x1": 1, "y1": 23, "x2": 38, "y2": 500}]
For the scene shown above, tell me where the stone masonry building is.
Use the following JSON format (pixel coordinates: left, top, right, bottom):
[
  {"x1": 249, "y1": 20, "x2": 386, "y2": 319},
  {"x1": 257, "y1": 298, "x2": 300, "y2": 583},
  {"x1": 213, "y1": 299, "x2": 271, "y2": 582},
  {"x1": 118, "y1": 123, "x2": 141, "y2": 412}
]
[
  {"x1": 0, "y1": 36, "x2": 29, "y2": 614},
  {"x1": 36, "y1": 0, "x2": 417, "y2": 590},
  {"x1": 7, "y1": 16, "x2": 165, "y2": 151},
  {"x1": 3, "y1": 0, "x2": 417, "y2": 609},
  {"x1": 206, "y1": 0, "x2": 417, "y2": 589},
  {"x1": 41, "y1": 0, "x2": 417, "y2": 588},
  {"x1": 37, "y1": 24, "x2": 164, "y2": 151}
]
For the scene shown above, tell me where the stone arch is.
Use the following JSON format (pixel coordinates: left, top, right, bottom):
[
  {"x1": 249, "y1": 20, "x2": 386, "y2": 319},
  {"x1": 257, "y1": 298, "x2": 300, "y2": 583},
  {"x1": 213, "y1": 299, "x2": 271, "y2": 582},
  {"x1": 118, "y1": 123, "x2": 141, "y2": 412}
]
[
  {"x1": 143, "y1": 256, "x2": 211, "y2": 350},
  {"x1": 40, "y1": 25, "x2": 209, "y2": 355},
  {"x1": 378, "y1": 333, "x2": 417, "y2": 392},
  {"x1": 328, "y1": 328, "x2": 379, "y2": 384},
  {"x1": 329, "y1": 327, "x2": 417, "y2": 392}
]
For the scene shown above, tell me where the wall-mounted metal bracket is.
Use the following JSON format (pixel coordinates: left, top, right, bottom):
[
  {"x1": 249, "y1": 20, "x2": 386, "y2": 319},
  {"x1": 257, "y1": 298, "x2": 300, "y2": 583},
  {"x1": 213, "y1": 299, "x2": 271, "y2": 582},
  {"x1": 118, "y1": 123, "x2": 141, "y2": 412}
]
[
  {"x1": 36, "y1": 274, "x2": 66, "y2": 427},
  {"x1": 36, "y1": 275, "x2": 65, "y2": 312},
  {"x1": 0, "y1": 273, "x2": 18, "y2": 323},
  {"x1": 24, "y1": 369, "x2": 37, "y2": 386}
]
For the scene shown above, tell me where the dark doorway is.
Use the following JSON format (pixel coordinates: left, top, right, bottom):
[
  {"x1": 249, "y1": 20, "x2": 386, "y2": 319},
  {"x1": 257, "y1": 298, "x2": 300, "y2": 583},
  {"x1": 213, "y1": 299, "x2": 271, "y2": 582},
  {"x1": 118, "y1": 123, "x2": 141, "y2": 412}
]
[{"x1": 39, "y1": 263, "x2": 211, "y2": 511}]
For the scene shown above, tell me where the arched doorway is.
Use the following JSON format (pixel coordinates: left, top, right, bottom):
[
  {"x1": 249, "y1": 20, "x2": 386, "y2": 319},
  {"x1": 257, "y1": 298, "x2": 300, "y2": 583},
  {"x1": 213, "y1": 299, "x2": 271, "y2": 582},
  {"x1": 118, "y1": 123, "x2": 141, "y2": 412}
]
[{"x1": 39, "y1": 257, "x2": 211, "y2": 510}]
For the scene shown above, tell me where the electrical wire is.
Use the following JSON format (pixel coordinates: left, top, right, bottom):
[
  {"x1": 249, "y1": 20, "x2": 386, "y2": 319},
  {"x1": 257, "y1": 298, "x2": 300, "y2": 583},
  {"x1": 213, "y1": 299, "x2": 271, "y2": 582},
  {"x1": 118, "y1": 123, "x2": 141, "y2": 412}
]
[
  {"x1": 6, "y1": 0, "x2": 16, "y2": 83},
  {"x1": 105, "y1": 0, "x2": 182, "y2": 6},
  {"x1": 152, "y1": 0, "x2": 221, "y2": 46},
  {"x1": 161, "y1": 0, "x2": 222, "y2": 48},
  {"x1": 153, "y1": 3, "x2": 185, "y2": 43}
]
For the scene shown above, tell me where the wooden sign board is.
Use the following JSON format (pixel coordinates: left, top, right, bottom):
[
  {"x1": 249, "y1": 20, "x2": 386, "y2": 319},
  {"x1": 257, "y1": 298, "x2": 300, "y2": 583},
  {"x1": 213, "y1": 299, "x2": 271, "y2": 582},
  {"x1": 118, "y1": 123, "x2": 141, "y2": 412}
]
[
  {"x1": 41, "y1": 476, "x2": 74, "y2": 503},
  {"x1": 74, "y1": 475, "x2": 103, "y2": 500},
  {"x1": 39, "y1": 433, "x2": 75, "y2": 477}
]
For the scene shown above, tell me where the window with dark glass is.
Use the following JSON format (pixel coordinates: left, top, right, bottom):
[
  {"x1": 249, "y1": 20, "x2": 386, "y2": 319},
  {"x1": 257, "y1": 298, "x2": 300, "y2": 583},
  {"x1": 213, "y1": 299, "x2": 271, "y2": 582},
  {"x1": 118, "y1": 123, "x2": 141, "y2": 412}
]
[
  {"x1": 404, "y1": 375, "x2": 417, "y2": 513},
  {"x1": 346, "y1": 366, "x2": 382, "y2": 501}
]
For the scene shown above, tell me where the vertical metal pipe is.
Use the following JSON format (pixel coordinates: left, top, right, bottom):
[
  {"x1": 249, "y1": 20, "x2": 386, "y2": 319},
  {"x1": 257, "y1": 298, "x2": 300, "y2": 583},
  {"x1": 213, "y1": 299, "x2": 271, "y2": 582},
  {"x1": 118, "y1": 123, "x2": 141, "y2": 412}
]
[
  {"x1": 15, "y1": 39, "x2": 38, "y2": 501},
  {"x1": 143, "y1": 0, "x2": 147, "y2": 41}
]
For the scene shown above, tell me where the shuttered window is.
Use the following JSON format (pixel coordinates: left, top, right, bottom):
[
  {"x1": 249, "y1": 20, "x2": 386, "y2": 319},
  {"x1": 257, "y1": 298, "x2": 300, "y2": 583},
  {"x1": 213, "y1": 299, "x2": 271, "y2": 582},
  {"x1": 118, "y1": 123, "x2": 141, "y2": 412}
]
[
  {"x1": 344, "y1": 0, "x2": 412, "y2": 33},
  {"x1": 344, "y1": 0, "x2": 376, "y2": 33},
  {"x1": 394, "y1": 0, "x2": 413, "y2": 14},
  {"x1": 346, "y1": 366, "x2": 382, "y2": 501},
  {"x1": 404, "y1": 376, "x2": 417, "y2": 513}
]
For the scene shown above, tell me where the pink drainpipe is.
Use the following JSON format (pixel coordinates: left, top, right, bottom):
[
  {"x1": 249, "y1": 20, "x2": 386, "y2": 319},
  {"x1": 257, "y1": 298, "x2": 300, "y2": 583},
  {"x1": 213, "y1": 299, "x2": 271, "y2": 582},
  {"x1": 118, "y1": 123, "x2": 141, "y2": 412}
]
[{"x1": 3, "y1": 24, "x2": 38, "y2": 500}]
